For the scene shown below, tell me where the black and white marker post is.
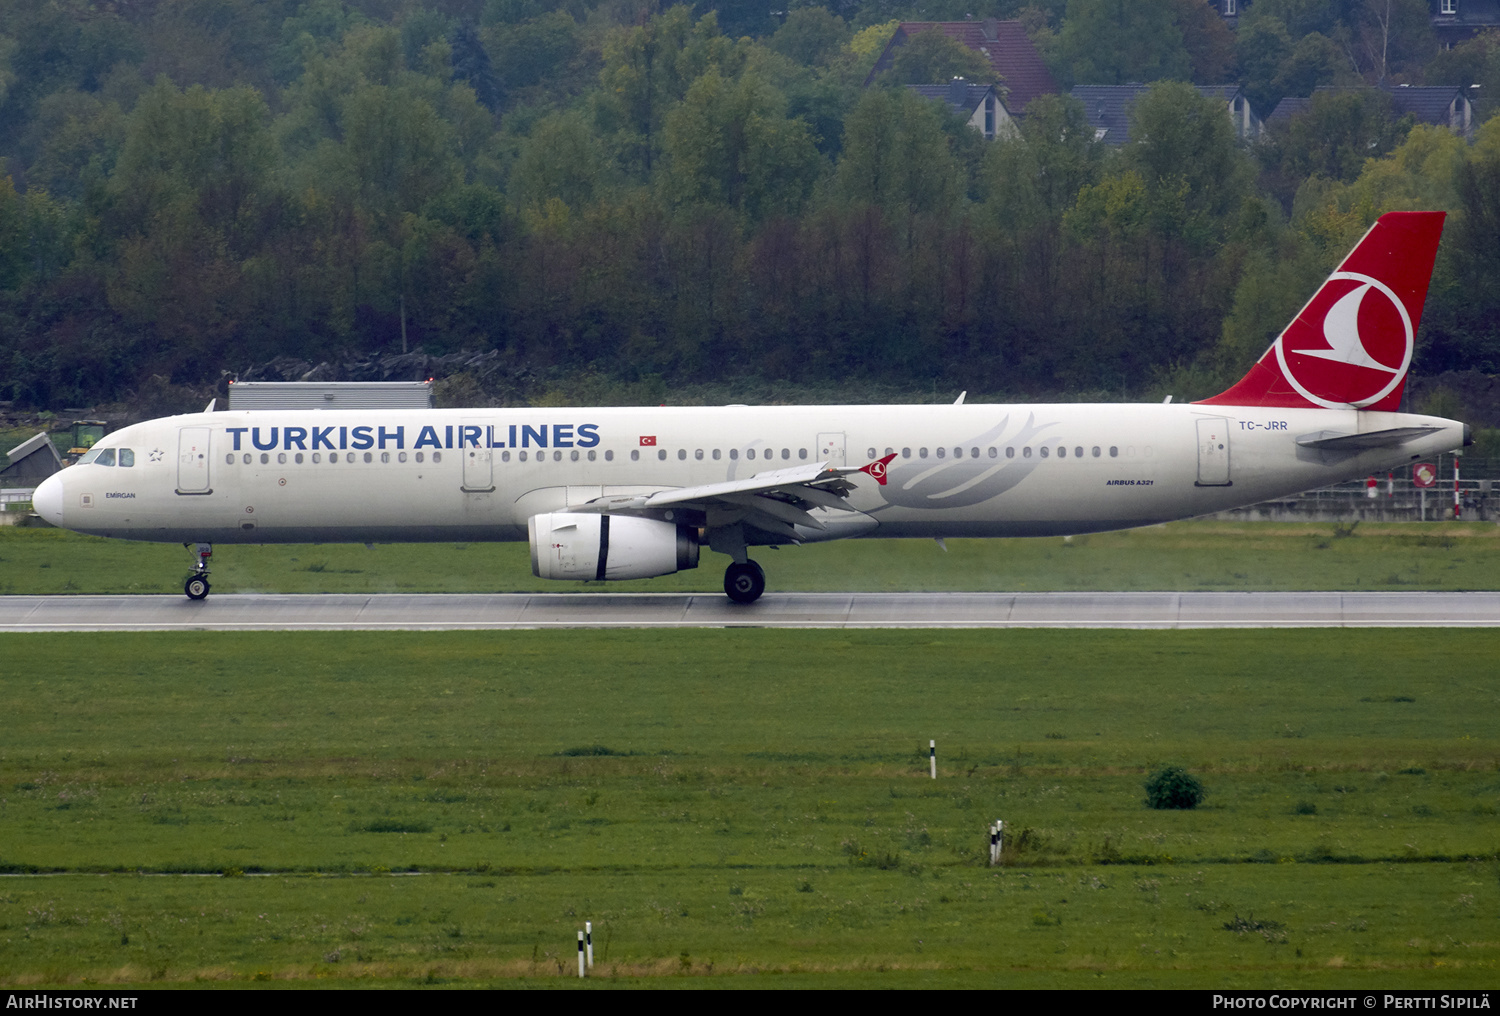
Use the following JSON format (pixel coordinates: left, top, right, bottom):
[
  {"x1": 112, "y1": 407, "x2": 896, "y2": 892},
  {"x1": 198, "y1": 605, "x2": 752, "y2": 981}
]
[
  {"x1": 586, "y1": 921, "x2": 594, "y2": 968},
  {"x1": 989, "y1": 820, "x2": 1004, "y2": 866},
  {"x1": 577, "y1": 930, "x2": 586, "y2": 978},
  {"x1": 929, "y1": 740, "x2": 936, "y2": 780}
]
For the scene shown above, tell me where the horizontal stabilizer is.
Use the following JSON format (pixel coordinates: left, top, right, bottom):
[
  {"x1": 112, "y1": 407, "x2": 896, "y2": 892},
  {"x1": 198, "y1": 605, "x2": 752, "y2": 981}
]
[{"x1": 1295, "y1": 426, "x2": 1442, "y2": 451}]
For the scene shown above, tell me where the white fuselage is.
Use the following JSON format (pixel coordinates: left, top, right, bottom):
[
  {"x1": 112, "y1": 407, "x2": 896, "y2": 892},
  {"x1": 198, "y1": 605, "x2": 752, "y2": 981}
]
[{"x1": 34, "y1": 404, "x2": 1466, "y2": 546}]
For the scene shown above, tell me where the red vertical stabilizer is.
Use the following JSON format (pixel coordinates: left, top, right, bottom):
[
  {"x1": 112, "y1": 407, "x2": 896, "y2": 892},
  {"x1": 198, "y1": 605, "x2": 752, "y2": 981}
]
[{"x1": 1197, "y1": 211, "x2": 1445, "y2": 411}]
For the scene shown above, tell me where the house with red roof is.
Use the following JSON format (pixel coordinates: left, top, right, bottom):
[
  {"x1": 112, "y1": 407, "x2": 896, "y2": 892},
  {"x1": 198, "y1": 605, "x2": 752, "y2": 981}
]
[{"x1": 863, "y1": 19, "x2": 1060, "y2": 117}]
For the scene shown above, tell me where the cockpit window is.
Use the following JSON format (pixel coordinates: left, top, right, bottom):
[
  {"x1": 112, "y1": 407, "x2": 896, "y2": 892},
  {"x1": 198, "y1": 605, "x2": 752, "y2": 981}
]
[
  {"x1": 81, "y1": 447, "x2": 116, "y2": 466},
  {"x1": 118, "y1": 449, "x2": 135, "y2": 467}
]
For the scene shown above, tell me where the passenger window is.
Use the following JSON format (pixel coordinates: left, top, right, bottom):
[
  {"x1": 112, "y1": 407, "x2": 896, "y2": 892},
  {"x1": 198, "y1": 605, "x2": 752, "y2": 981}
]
[
  {"x1": 747, "y1": 449, "x2": 756, "y2": 460},
  {"x1": 970, "y1": 448, "x2": 979, "y2": 458},
  {"x1": 712, "y1": 449, "x2": 721, "y2": 460},
  {"x1": 1056, "y1": 447, "x2": 1065, "y2": 458},
  {"x1": 884, "y1": 447, "x2": 894, "y2": 456},
  {"x1": 328, "y1": 453, "x2": 338, "y2": 464},
  {"x1": 919, "y1": 448, "x2": 928, "y2": 458},
  {"x1": 570, "y1": 450, "x2": 579, "y2": 461},
  {"x1": 631, "y1": 449, "x2": 639, "y2": 461},
  {"x1": 678, "y1": 449, "x2": 686, "y2": 460},
  {"x1": 279, "y1": 452, "x2": 288, "y2": 464},
  {"x1": 262, "y1": 453, "x2": 271, "y2": 464},
  {"x1": 1092, "y1": 447, "x2": 1101, "y2": 458},
  {"x1": 554, "y1": 450, "x2": 563, "y2": 462},
  {"x1": 225, "y1": 453, "x2": 235, "y2": 465},
  {"x1": 729, "y1": 449, "x2": 738, "y2": 460},
  {"x1": 1023, "y1": 447, "x2": 1032, "y2": 458},
  {"x1": 119, "y1": 449, "x2": 134, "y2": 467},
  {"x1": 955, "y1": 448, "x2": 963, "y2": 458},
  {"x1": 297, "y1": 453, "x2": 306, "y2": 464},
  {"x1": 97, "y1": 449, "x2": 115, "y2": 466},
  {"x1": 433, "y1": 452, "x2": 442, "y2": 463},
  {"x1": 363, "y1": 452, "x2": 373, "y2": 463},
  {"x1": 867, "y1": 447, "x2": 876, "y2": 459},
  {"x1": 799, "y1": 448, "x2": 807, "y2": 460},
  {"x1": 587, "y1": 450, "x2": 596, "y2": 461},
  {"x1": 380, "y1": 452, "x2": 389, "y2": 463},
  {"x1": 605, "y1": 450, "x2": 614, "y2": 461},
  {"x1": 1040, "y1": 447, "x2": 1049, "y2": 458},
  {"x1": 500, "y1": 451, "x2": 509, "y2": 462},
  {"x1": 902, "y1": 448, "x2": 910, "y2": 458},
  {"x1": 1075, "y1": 447, "x2": 1083, "y2": 458},
  {"x1": 520, "y1": 451, "x2": 528, "y2": 462},
  {"x1": 1006, "y1": 447, "x2": 1015, "y2": 458},
  {"x1": 395, "y1": 452, "x2": 404, "y2": 463},
  {"x1": 658, "y1": 449, "x2": 667, "y2": 461},
  {"x1": 694, "y1": 449, "x2": 703, "y2": 460},
  {"x1": 312, "y1": 453, "x2": 321, "y2": 463},
  {"x1": 936, "y1": 447, "x2": 945, "y2": 459},
  {"x1": 988, "y1": 447, "x2": 997, "y2": 458},
  {"x1": 1109, "y1": 447, "x2": 1118, "y2": 458},
  {"x1": 416, "y1": 452, "x2": 425, "y2": 463},
  {"x1": 781, "y1": 448, "x2": 789, "y2": 460}
]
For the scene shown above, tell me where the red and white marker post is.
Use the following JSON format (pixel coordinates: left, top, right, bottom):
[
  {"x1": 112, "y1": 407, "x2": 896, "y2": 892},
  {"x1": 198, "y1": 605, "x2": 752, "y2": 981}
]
[{"x1": 1454, "y1": 452, "x2": 1462, "y2": 519}]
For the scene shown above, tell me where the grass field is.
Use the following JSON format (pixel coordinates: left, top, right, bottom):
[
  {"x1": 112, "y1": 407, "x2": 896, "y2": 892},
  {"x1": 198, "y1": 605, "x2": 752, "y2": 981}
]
[
  {"x1": 2, "y1": 519, "x2": 1499, "y2": 595},
  {"x1": 1, "y1": 629, "x2": 1496, "y2": 987}
]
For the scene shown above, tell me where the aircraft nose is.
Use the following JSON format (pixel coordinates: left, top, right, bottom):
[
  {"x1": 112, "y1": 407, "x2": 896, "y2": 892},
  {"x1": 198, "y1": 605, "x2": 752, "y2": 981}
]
[{"x1": 32, "y1": 472, "x2": 64, "y2": 527}]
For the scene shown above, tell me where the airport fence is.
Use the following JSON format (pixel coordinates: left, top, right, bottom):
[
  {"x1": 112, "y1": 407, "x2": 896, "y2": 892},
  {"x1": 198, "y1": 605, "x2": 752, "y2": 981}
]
[{"x1": 1215, "y1": 452, "x2": 1498, "y2": 523}]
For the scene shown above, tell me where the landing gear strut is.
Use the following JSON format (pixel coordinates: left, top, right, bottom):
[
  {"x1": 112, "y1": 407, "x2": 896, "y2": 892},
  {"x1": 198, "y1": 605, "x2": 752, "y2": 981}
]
[
  {"x1": 183, "y1": 542, "x2": 212, "y2": 600},
  {"x1": 723, "y1": 559, "x2": 765, "y2": 604}
]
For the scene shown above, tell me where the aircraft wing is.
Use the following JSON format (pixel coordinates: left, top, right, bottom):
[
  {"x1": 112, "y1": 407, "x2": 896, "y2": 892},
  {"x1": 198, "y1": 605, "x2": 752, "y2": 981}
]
[{"x1": 571, "y1": 462, "x2": 868, "y2": 538}]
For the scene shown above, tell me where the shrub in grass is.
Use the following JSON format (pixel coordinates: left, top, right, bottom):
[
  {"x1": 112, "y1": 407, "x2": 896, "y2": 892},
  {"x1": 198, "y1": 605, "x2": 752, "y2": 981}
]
[{"x1": 1144, "y1": 766, "x2": 1204, "y2": 810}]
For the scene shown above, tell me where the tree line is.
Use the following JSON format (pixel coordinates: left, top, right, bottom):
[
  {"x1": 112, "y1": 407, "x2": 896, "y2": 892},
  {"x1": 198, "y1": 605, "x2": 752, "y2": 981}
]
[{"x1": 0, "y1": 0, "x2": 1498, "y2": 411}]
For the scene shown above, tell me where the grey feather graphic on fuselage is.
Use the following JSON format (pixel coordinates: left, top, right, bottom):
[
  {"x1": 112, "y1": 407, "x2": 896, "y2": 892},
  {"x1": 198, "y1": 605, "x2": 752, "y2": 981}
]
[{"x1": 871, "y1": 413, "x2": 1057, "y2": 512}]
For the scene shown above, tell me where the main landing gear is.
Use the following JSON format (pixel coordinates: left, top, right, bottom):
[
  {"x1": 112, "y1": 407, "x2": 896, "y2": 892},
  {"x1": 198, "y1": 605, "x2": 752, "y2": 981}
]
[
  {"x1": 723, "y1": 559, "x2": 765, "y2": 605},
  {"x1": 183, "y1": 542, "x2": 212, "y2": 600}
]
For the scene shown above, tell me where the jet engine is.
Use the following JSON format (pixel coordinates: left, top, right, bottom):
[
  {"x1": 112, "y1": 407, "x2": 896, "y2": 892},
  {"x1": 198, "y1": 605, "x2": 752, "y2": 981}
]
[{"x1": 529, "y1": 513, "x2": 699, "y2": 581}]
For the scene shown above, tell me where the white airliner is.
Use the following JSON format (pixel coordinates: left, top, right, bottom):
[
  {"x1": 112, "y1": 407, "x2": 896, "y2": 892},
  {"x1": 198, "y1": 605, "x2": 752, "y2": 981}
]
[{"x1": 31, "y1": 211, "x2": 1469, "y2": 603}]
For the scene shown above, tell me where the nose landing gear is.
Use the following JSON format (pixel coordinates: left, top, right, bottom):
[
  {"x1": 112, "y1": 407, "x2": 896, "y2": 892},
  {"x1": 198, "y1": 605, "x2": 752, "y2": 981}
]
[
  {"x1": 183, "y1": 542, "x2": 212, "y2": 600},
  {"x1": 723, "y1": 559, "x2": 765, "y2": 604}
]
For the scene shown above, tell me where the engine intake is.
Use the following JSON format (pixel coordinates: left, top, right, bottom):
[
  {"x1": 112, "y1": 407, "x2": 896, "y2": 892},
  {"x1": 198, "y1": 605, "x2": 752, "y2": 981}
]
[{"x1": 529, "y1": 513, "x2": 700, "y2": 581}]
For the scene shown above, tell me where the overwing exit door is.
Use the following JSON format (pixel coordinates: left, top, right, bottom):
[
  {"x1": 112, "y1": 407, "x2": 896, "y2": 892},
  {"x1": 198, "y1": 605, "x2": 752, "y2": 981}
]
[{"x1": 817, "y1": 432, "x2": 845, "y2": 466}]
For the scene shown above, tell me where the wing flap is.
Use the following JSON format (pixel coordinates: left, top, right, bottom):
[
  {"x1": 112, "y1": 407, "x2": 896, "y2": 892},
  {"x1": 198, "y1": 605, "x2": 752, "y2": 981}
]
[{"x1": 642, "y1": 462, "x2": 856, "y2": 507}]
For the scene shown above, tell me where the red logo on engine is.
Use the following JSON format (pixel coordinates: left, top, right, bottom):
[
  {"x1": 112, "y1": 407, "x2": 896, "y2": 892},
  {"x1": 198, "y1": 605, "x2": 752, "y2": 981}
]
[{"x1": 1276, "y1": 272, "x2": 1413, "y2": 409}]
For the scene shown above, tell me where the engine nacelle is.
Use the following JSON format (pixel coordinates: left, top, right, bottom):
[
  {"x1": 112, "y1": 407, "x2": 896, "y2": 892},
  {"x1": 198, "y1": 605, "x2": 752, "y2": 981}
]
[{"x1": 529, "y1": 513, "x2": 700, "y2": 581}]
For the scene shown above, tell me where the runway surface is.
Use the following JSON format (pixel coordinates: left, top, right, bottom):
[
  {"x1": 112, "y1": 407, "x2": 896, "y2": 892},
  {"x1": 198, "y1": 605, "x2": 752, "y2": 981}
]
[{"x1": 2, "y1": 591, "x2": 1497, "y2": 630}]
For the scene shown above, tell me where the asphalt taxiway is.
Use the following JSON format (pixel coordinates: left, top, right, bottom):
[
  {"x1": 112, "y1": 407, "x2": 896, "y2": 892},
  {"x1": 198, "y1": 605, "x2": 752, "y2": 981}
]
[{"x1": 1, "y1": 590, "x2": 1497, "y2": 631}]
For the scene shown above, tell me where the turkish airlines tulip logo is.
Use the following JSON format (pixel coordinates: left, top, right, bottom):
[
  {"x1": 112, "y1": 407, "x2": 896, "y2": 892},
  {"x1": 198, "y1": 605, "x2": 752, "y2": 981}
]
[
  {"x1": 1275, "y1": 272, "x2": 1413, "y2": 409},
  {"x1": 860, "y1": 452, "x2": 897, "y2": 485}
]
